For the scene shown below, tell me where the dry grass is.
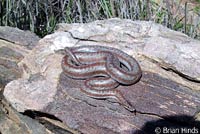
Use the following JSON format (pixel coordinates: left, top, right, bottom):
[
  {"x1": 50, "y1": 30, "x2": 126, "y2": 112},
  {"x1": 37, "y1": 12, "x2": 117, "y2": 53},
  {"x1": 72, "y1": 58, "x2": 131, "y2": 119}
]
[{"x1": 0, "y1": 0, "x2": 200, "y2": 39}]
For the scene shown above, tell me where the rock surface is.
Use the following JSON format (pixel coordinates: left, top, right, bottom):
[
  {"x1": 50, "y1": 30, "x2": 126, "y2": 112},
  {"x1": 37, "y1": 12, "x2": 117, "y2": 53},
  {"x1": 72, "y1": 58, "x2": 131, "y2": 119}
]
[
  {"x1": 0, "y1": 26, "x2": 40, "y2": 49},
  {"x1": 3, "y1": 18, "x2": 200, "y2": 133},
  {"x1": 0, "y1": 26, "x2": 40, "y2": 88},
  {"x1": 0, "y1": 26, "x2": 50, "y2": 134},
  {"x1": 0, "y1": 27, "x2": 75, "y2": 134},
  {"x1": 0, "y1": 97, "x2": 51, "y2": 134}
]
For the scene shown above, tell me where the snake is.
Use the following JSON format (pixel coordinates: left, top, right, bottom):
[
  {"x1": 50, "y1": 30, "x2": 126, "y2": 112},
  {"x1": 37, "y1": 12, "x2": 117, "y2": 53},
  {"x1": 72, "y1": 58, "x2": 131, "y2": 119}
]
[{"x1": 61, "y1": 45, "x2": 142, "y2": 112}]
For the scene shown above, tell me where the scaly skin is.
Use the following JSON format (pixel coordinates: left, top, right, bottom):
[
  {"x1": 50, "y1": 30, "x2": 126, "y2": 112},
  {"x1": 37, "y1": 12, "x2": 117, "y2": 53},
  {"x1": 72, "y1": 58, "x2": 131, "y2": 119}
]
[{"x1": 62, "y1": 45, "x2": 142, "y2": 112}]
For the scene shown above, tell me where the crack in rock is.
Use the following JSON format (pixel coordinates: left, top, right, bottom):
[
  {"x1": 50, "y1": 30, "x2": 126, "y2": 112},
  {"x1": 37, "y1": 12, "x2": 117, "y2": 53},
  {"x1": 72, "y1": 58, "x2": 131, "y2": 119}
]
[{"x1": 65, "y1": 31, "x2": 98, "y2": 43}]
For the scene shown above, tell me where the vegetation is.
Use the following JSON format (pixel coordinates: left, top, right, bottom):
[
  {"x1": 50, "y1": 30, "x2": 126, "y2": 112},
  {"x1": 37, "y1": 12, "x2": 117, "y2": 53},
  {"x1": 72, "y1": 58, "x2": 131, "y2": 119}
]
[{"x1": 0, "y1": 0, "x2": 200, "y2": 39}]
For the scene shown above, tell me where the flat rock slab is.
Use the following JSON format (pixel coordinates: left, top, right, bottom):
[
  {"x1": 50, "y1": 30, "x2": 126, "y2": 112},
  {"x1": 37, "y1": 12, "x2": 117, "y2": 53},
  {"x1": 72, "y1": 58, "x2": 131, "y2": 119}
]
[
  {"x1": 0, "y1": 26, "x2": 40, "y2": 87},
  {"x1": 41, "y1": 71, "x2": 200, "y2": 134},
  {"x1": 0, "y1": 98, "x2": 50, "y2": 134},
  {"x1": 57, "y1": 19, "x2": 200, "y2": 90},
  {"x1": 0, "y1": 46, "x2": 23, "y2": 87},
  {"x1": 0, "y1": 26, "x2": 40, "y2": 49}
]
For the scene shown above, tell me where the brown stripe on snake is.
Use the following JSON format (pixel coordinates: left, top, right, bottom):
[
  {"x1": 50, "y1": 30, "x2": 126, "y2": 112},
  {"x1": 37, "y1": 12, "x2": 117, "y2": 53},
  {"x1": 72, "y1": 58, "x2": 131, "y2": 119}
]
[
  {"x1": 86, "y1": 77, "x2": 119, "y2": 90},
  {"x1": 61, "y1": 45, "x2": 142, "y2": 112},
  {"x1": 70, "y1": 45, "x2": 142, "y2": 84}
]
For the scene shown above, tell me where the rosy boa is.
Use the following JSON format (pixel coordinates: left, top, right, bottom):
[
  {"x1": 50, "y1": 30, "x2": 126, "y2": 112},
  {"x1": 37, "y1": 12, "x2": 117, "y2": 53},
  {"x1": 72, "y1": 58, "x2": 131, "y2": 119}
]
[{"x1": 61, "y1": 45, "x2": 142, "y2": 112}]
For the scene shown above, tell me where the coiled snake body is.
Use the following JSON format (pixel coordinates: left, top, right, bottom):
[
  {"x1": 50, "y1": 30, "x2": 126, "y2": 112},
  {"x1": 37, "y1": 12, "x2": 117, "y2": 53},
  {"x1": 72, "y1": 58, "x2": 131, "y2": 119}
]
[{"x1": 61, "y1": 45, "x2": 142, "y2": 112}]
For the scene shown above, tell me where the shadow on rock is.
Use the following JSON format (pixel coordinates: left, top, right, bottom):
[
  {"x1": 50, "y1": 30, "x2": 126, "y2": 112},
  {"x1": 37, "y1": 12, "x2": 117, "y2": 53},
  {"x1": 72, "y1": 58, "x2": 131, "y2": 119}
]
[{"x1": 133, "y1": 115, "x2": 200, "y2": 134}]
